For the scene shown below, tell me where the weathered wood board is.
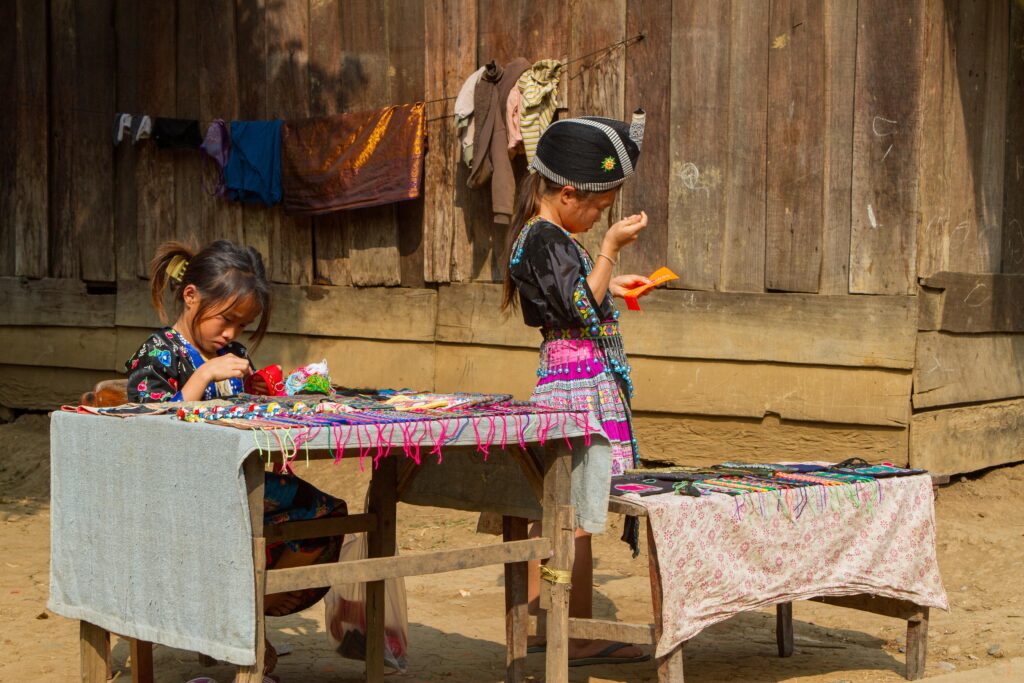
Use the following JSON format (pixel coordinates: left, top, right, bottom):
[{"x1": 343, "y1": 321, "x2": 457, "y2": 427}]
[
  {"x1": 849, "y1": 0, "x2": 924, "y2": 295},
  {"x1": 818, "y1": 0, "x2": 858, "y2": 295},
  {"x1": 0, "y1": 326, "x2": 119, "y2": 371},
  {"x1": 435, "y1": 342, "x2": 911, "y2": 426},
  {"x1": 918, "y1": 272, "x2": 1024, "y2": 333},
  {"x1": 113, "y1": 327, "x2": 436, "y2": 392},
  {"x1": 911, "y1": 397, "x2": 1024, "y2": 474},
  {"x1": 917, "y1": 0, "x2": 1007, "y2": 278},
  {"x1": 0, "y1": 364, "x2": 115, "y2": 411},
  {"x1": 436, "y1": 283, "x2": 916, "y2": 369},
  {"x1": 115, "y1": 280, "x2": 437, "y2": 342},
  {"x1": 619, "y1": 0, "x2": 672, "y2": 278},
  {"x1": 765, "y1": 0, "x2": 825, "y2": 293},
  {"x1": 914, "y1": 331, "x2": 1024, "y2": 409},
  {"x1": 1003, "y1": 0, "x2": 1024, "y2": 273},
  {"x1": 0, "y1": 278, "x2": 115, "y2": 327},
  {"x1": 635, "y1": 412, "x2": 907, "y2": 468}
]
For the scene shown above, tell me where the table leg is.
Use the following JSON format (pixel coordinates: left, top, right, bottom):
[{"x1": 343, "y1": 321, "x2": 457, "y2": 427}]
[
  {"x1": 776, "y1": 602, "x2": 794, "y2": 657},
  {"x1": 366, "y1": 455, "x2": 398, "y2": 682},
  {"x1": 542, "y1": 440, "x2": 574, "y2": 683},
  {"x1": 647, "y1": 519, "x2": 684, "y2": 682},
  {"x1": 105, "y1": 632, "x2": 113, "y2": 680},
  {"x1": 906, "y1": 607, "x2": 929, "y2": 680},
  {"x1": 236, "y1": 455, "x2": 266, "y2": 683},
  {"x1": 81, "y1": 621, "x2": 108, "y2": 683},
  {"x1": 504, "y1": 516, "x2": 529, "y2": 683},
  {"x1": 129, "y1": 639, "x2": 154, "y2": 683}
]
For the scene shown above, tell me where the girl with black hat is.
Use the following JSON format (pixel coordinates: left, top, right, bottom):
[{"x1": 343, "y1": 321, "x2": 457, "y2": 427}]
[{"x1": 502, "y1": 112, "x2": 651, "y2": 666}]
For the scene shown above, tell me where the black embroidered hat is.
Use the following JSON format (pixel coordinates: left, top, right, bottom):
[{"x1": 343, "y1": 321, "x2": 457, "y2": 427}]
[{"x1": 530, "y1": 109, "x2": 645, "y2": 192}]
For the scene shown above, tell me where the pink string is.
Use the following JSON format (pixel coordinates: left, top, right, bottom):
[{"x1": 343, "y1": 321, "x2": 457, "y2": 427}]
[
  {"x1": 559, "y1": 412, "x2": 572, "y2": 450},
  {"x1": 429, "y1": 422, "x2": 448, "y2": 464},
  {"x1": 471, "y1": 417, "x2": 484, "y2": 454},
  {"x1": 400, "y1": 423, "x2": 413, "y2": 460},
  {"x1": 485, "y1": 416, "x2": 497, "y2": 458},
  {"x1": 499, "y1": 415, "x2": 508, "y2": 451}
]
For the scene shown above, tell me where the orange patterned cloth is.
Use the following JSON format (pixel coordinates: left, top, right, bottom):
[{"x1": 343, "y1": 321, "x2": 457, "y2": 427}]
[{"x1": 281, "y1": 103, "x2": 425, "y2": 215}]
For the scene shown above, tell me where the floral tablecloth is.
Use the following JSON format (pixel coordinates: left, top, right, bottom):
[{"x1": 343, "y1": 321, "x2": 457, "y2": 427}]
[{"x1": 635, "y1": 474, "x2": 948, "y2": 657}]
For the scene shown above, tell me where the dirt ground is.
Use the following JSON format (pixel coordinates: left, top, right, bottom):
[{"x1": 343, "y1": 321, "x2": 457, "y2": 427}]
[{"x1": 1, "y1": 413, "x2": 1022, "y2": 683}]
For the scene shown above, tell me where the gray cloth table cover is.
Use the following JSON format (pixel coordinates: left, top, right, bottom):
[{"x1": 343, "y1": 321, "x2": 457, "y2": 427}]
[{"x1": 48, "y1": 410, "x2": 608, "y2": 665}]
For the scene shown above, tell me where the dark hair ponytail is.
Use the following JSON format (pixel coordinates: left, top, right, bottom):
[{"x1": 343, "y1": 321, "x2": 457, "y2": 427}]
[
  {"x1": 502, "y1": 173, "x2": 546, "y2": 312},
  {"x1": 149, "y1": 239, "x2": 272, "y2": 348}
]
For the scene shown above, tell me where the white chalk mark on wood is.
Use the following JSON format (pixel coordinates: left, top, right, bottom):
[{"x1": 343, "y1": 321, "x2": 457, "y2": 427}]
[
  {"x1": 680, "y1": 162, "x2": 701, "y2": 191},
  {"x1": 963, "y1": 283, "x2": 991, "y2": 308},
  {"x1": 881, "y1": 144, "x2": 894, "y2": 161},
  {"x1": 872, "y1": 116, "x2": 899, "y2": 137},
  {"x1": 867, "y1": 204, "x2": 879, "y2": 229}
]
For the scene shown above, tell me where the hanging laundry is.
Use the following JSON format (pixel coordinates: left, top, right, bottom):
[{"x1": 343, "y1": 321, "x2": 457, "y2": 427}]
[
  {"x1": 152, "y1": 117, "x2": 202, "y2": 149},
  {"x1": 454, "y1": 66, "x2": 485, "y2": 168},
  {"x1": 467, "y1": 58, "x2": 530, "y2": 224},
  {"x1": 518, "y1": 59, "x2": 564, "y2": 164},
  {"x1": 224, "y1": 120, "x2": 283, "y2": 206},
  {"x1": 200, "y1": 119, "x2": 230, "y2": 197},
  {"x1": 281, "y1": 103, "x2": 425, "y2": 216},
  {"x1": 506, "y1": 87, "x2": 523, "y2": 152}
]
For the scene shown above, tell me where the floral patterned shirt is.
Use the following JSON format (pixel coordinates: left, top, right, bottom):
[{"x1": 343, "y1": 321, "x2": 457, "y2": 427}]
[{"x1": 124, "y1": 327, "x2": 252, "y2": 402}]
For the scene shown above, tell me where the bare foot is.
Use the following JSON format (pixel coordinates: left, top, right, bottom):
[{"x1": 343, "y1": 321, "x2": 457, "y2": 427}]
[
  {"x1": 264, "y1": 639, "x2": 278, "y2": 674},
  {"x1": 264, "y1": 590, "x2": 308, "y2": 617}
]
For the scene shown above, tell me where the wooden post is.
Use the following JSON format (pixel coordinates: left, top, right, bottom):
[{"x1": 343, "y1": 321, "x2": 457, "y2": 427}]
[
  {"x1": 80, "y1": 621, "x2": 108, "y2": 683},
  {"x1": 129, "y1": 639, "x2": 154, "y2": 683},
  {"x1": 366, "y1": 455, "x2": 398, "y2": 682},
  {"x1": 542, "y1": 440, "x2": 575, "y2": 683},
  {"x1": 905, "y1": 607, "x2": 929, "y2": 680},
  {"x1": 503, "y1": 516, "x2": 529, "y2": 683},
  {"x1": 105, "y1": 632, "x2": 113, "y2": 680},
  {"x1": 647, "y1": 520, "x2": 683, "y2": 683},
  {"x1": 236, "y1": 455, "x2": 266, "y2": 683},
  {"x1": 776, "y1": 602, "x2": 794, "y2": 657}
]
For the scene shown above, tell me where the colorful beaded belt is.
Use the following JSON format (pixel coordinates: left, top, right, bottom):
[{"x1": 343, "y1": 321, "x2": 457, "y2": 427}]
[{"x1": 542, "y1": 321, "x2": 620, "y2": 341}]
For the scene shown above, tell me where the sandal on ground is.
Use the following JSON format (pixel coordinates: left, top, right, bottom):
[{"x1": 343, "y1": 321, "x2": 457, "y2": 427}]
[
  {"x1": 568, "y1": 642, "x2": 651, "y2": 667},
  {"x1": 186, "y1": 675, "x2": 278, "y2": 683},
  {"x1": 527, "y1": 643, "x2": 546, "y2": 654}
]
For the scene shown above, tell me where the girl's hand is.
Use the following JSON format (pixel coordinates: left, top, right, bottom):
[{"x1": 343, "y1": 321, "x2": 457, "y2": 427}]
[
  {"x1": 602, "y1": 210, "x2": 648, "y2": 255},
  {"x1": 198, "y1": 354, "x2": 252, "y2": 383},
  {"x1": 610, "y1": 274, "x2": 652, "y2": 298}
]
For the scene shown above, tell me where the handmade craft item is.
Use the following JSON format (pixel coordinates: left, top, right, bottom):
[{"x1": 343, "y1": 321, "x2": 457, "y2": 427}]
[
  {"x1": 285, "y1": 359, "x2": 334, "y2": 396},
  {"x1": 244, "y1": 363, "x2": 286, "y2": 396},
  {"x1": 623, "y1": 266, "x2": 679, "y2": 311}
]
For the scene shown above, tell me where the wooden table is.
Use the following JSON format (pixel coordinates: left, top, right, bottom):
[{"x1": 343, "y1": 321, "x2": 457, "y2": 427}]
[
  {"x1": 67, "y1": 414, "x2": 598, "y2": 683},
  {"x1": 516, "y1": 477, "x2": 948, "y2": 683}
]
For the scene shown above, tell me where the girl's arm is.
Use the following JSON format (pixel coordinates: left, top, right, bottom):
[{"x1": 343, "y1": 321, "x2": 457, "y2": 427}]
[
  {"x1": 178, "y1": 354, "x2": 252, "y2": 401},
  {"x1": 586, "y1": 211, "x2": 648, "y2": 301}
]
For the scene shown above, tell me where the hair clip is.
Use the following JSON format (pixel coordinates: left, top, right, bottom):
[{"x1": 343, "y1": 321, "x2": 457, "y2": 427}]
[{"x1": 166, "y1": 255, "x2": 189, "y2": 282}]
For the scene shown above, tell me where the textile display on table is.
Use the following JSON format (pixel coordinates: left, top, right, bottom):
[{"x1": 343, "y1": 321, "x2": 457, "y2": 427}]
[
  {"x1": 454, "y1": 66, "x2": 485, "y2": 167},
  {"x1": 510, "y1": 216, "x2": 638, "y2": 478},
  {"x1": 281, "y1": 103, "x2": 426, "y2": 216},
  {"x1": 152, "y1": 117, "x2": 203, "y2": 149},
  {"x1": 225, "y1": 119, "x2": 283, "y2": 206},
  {"x1": 48, "y1": 409, "x2": 605, "y2": 665},
  {"x1": 467, "y1": 58, "x2": 531, "y2": 224},
  {"x1": 632, "y1": 473, "x2": 949, "y2": 657},
  {"x1": 518, "y1": 59, "x2": 564, "y2": 164}
]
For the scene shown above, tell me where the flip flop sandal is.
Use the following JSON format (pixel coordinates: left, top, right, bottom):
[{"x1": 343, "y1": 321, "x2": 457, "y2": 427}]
[
  {"x1": 568, "y1": 642, "x2": 651, "y2": 667},
  {"x1": 527, "y1": 643, "x2": 546, "y2": 654}
]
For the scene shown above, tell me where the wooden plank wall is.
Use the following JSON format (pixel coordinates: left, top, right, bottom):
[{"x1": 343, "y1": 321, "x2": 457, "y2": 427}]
[
  {"x1": 1, "y1": 0, "x2": 1019, "y2": 293},
  {"x1": 3, "y1": 1, "x2": 1024, "y2": 474}
]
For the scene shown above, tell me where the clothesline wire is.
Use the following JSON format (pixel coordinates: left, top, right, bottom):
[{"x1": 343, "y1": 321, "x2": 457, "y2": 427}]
[
  {"x1": 422, "y1": 32, "x2": 646, "y2": 123},
  {"x1": 17, "y1": 32, "x2": 648, "y2": 129}
]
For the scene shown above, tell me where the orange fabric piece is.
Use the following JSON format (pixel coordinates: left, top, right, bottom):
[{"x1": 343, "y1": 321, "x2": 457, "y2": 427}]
[{"x1": 624, "y1": 267, "x2": 679, "y2": 311}]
